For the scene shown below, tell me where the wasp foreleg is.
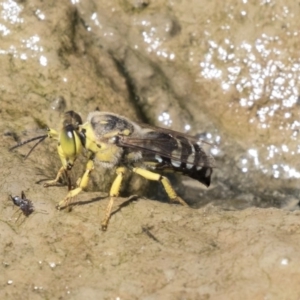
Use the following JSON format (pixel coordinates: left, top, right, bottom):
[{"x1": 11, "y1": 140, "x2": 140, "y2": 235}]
[
  {"x1": 43, "y1": 129, "x2": 71, "y2": 189},
  {"x1": 56, "y1": 159, "x2": 94, "y2": 209},
  {"x1": 43, "y1": 166, "x2": 69, "y2": 188}
]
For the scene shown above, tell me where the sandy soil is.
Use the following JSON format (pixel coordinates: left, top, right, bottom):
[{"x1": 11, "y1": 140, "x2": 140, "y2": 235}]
[
  {"x1": 1, "y1": 188, "x2": 300, "y2": 299},
  {"x1": 1, "y1": 0, "x2": 300, "y2": 299}
]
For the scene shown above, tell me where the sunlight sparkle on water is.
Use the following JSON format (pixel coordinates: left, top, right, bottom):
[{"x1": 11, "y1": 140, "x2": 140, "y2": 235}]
[
  {"x1": 0, "y1": 34, "x2": 47, "y2": 62},
  {"x1": 158, "y1": 112, "x2": 172, "y2": 127},
  {"x1": 135, "y1": 16, "x2": 180, "y2": 60},
  {"x1": 281, "y1": 258, "x2": 289, "y2": 265},
  {"x1": 248, "y1": 149, "x2": 259, "y2": 166},
  {"x1": 39, "y1": 55, "x2": 47, "y2": 66},
  {"x1": 22, "y1": 35, "x2": 43, "y2": 52},
  {"x1": 20, "y1": 53, "x2": 27, "y2": 60},
  {"x1": 35, "y1": 9, "x2": 45, "y2": 20},
  {"x1": 0, "y1": 23, "x2": 9, "y2": 35},
  {"x1": 0, "y1": 0, "x2": 23, "y2": 36},
  {"x1": 199, "y1": 35, "x2": 300, "y2": 118},
  {"x1": 91, "y1": 12, "x2": 100, "y2": 27},
  {"x1": 184, "y1": 124, "x2": 191, "y2": 131},
  {"x1": 196, "y1": 7, "x2": 300, "y2": 180},
  {"x1": 1, "y1": 0, "x2": 23, "y2": 24},
  {"x1": 49, "y1": 262, "x2": 56, "y2": 268}
]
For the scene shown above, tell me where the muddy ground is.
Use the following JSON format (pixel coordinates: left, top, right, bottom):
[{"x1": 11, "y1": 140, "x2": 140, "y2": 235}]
[
  {"x1": 1, "y1": 182, "x2": 300, "y2": 299},
  {"x1": 1, "y1": 0, "x2": 300, "y2": 299}
]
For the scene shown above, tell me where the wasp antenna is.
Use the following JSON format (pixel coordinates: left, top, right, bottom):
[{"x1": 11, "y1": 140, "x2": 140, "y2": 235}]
[
  {"x1": 24, "y1": 135, "x2": 48, "y2": 159},
  {"x1": 9, "y1": 134, "x2": 48, "y2": 151}
]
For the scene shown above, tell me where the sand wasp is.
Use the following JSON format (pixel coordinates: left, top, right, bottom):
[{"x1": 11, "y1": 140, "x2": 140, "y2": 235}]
[{"x1": 10, "y1": 111, "x2": 214, "y2": 230}]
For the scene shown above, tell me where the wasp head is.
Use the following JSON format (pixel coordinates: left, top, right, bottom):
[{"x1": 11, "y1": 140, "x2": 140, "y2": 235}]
[{"x1": 59, "y1": 111, "x2": 86, "y2": 161}]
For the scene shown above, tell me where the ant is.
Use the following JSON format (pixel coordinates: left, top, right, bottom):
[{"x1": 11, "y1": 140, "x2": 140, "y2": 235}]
[{"x1": 9, "y1": 191, "x2": 34, "y2": 217}]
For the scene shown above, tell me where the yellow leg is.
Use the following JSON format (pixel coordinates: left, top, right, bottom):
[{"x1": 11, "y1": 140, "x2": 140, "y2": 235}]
[
  {"x1": 132, "y1": 167, "x2": 188, "y2": 206},
  {"x1": 56, "y1": 159, "x2": 94, "y2": 209},
  {"x1": 101, "y1": 167, "x2": 126, "y2": 231},
  {"x1": 43, "y1": 141, "x2": 73, "y2": 190},
  {"x1": 43, "y1": 166, "x2": 68, "y2": 188}
]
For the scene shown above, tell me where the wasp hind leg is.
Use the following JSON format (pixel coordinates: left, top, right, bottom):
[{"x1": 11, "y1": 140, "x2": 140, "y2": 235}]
[
  {"x1": 56, "y1": 159, "x2": 94, "y2": 209},
  {"x1": 132, "y1": 167, "x2": 188, "y2": 207},
  {"x1": 101, "y1": 167, "x2": 127, "y2": 231}
]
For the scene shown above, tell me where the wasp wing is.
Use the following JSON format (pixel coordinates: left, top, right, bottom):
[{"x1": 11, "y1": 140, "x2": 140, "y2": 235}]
[
  {"x1": 134, "y1": 123, "x2": 215, "y2": 146},
  {"x1": 117, "y1": 129, "x2": 215, "y2": 168}
]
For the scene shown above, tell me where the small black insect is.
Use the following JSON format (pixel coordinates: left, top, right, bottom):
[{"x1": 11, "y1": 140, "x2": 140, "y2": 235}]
[{"x1": 9, "y1": 191, "x2": 34, "y2": 217}]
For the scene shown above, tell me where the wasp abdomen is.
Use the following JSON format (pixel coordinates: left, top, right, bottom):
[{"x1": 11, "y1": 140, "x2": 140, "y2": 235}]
[
  {"x1": 150, "y1": 154, "x2": 212, "y2": 187},
  {"x1": 182, "y1": 166, "x2": 212, "y2": 187},
  {"x1": 138, "y1": 133, "x2": 213, "y2": 187}
]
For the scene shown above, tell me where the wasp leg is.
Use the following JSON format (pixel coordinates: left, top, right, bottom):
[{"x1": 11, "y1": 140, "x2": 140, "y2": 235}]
[
  {"x1": 56, "y1": 159, "x2": 94, "y2": 209},
  {"x1": 38, "y1": 129, "x2": 71, "y2": 188},
  {"x1": 101, "y1": 167, "x2": 127, "y2": 231},
  {"x1": 11, "y1": 209, "x2": 23, "y2": 223},
  {"x1": 43, "y1": 166, "x2": 69, "y2": 188},
  {"x1": 44, "y1": 125, "x2": 80, "y2": 190},
  {"x1": 132, "y1": 167, "x2": 188, "y2": 206}
]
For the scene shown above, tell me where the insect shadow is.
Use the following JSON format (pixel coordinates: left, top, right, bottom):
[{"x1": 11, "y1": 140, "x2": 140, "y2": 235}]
[
  {"x1": 109, "y1": 195, "x2": 139, "y2": 219},
  {"x1": 57, "y1": 195, "x2": 107, "y2": 211},
  {"x1": 141, "y1": 225, "x2": 162, "y2": 244}
]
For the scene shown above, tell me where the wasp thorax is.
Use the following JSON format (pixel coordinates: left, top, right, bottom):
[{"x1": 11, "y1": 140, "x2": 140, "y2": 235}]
[{"x1": 87, "y1": 112, "x2": 134, "y2": 138}]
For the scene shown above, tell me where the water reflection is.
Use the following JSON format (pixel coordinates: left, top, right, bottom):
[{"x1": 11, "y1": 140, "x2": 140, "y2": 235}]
[
  {"x1": 200, "y1": 36, "x2": 300, "y2": 115},
  {"x1": 1, "y1": 0, "x2": 23, "y2": 25},
  {"x1": 35, "y1": 9, "x2": 45, "y2": 21},
  {"x1": 198, "y1": 15, "x2": 300, "y2": 181},
  {"x1": 237, "y1": 144, "x2": 300, "y2": 179},
  {"x1": 134, "y1": 13, "x2": 177, "y2": 60},
  {"x1": 0, "y1": 0, "x2": 23, "y2": 36},
  {"x1": 158, "y1": 111, "x2": 173, "y2": 127}
]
